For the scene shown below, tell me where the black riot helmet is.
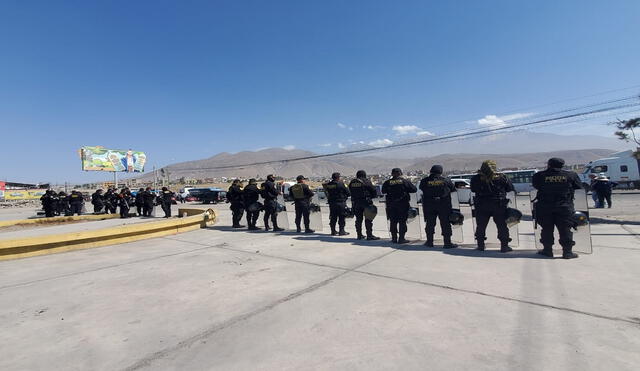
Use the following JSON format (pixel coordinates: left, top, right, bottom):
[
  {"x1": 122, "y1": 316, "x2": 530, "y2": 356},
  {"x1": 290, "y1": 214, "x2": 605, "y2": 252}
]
[
  {"x1": 449, "y1": 210, "x2": 464, "y2": 226},
  {"x1": 342, "y1": 206, "x2": 354, "y2": 218},
  {"x1": 356, "y1": 170, "x2": 367, "y2": 178},
  {"x1": 548, "y1": 157, "x2": 565, "y2": 169},
  {"x1": 572, "y1": 211, "x2": 589, "y2": 229},
  {"x1": 505, "y1": 208, "x2": 523, "y2": 227},
  {"x1": 407, "y1": 207, "x2": 419, "y2": 219},
  {"x1": 392, "y1": 168, "x2": 403, "y2": 177},
  {"x1": 363, "y1": 204, "x2": 377, "y2": 220},
  {"x1": 430, "y1": 165, "x2": 443, "y2": 175}
]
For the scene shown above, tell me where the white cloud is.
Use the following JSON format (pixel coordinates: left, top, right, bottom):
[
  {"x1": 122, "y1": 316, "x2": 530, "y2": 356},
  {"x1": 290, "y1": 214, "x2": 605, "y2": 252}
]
[
  {"x1": 337, "y1": 123, "x2": 347, "y2": 129},
  {"x1": 337, "y1": 142, "x2": 346, "y2": 149},
  {"x1": 363, "y1": 125, "x2": 385, "y2": 130},
  {"x1": 392, "y1": 125, "x2": 422, "y2": 135},
  {"x1": 319, "y1": 143, "x2": 332, "y2": 147},
  {"x1": 282, "y1": 145, "x2": 295, "y2": 150},
  {"x1": 368, "y1": 138, "x2": 393, "y2": 147},
  {"x1": 417, "y1": 130, "x2": 435, "y2": 136},
  {"x1": 478, "y1": 112, "x2": 533, "y2": 128}
]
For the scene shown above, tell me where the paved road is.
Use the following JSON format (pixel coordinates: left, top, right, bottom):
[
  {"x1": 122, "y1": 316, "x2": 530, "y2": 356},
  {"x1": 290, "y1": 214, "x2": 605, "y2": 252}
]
[{"x1": 1, "y1": 198, "x2": 639, "y2": 370}]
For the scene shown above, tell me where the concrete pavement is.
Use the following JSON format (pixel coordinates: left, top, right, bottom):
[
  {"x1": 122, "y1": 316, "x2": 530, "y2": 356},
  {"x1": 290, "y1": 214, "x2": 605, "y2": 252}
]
[{"x1": 0, "y1": 197, "x2": 639, "y2": 370}]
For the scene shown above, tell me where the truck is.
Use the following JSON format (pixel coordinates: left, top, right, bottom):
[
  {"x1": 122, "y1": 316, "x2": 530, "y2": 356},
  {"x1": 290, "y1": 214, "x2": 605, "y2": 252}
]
[{"x1": 580, "y1": 150, "x2": 640, "y2": 189}]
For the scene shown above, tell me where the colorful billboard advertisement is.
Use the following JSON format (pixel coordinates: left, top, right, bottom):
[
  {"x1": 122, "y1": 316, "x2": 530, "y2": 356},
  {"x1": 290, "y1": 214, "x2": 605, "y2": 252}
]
[
  {"x1": 80, "y1": 146, "x2": 146, "y2": 172},
  {"x1": 3, "y1": 189, "x2": 47, "y2": 200},
  {"x1": 0, "y1": 181, "x2": 4, "y2": 200}
]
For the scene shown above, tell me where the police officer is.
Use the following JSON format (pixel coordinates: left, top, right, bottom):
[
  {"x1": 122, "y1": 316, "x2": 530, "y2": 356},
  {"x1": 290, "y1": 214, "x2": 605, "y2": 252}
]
[
  {"x1": 104, "y1": 187, "x2": 118, "y2": 214},
  {"x1": 532, "y1": 157, "x2": 583, "y2": 259},
  {"x1": 118, "y1": 188, "x2": 132, "y2": 218},
  {"x1": 323, "y1": 172, "x2": 351, "y2": 236},
  {"x1": 470, "y1": 160, "x2": 515, "y2": 252},
  {"x1": 40, "y1": 190, "x2": 58, "y2": 217},
  {"x1": 242, "y1": 179, "x2": 262, "y2": 230},
  {"x1": 57, "y1": 191, "x2": 70, "y2": 216},
  {"x1": 68, "y1": 190, "x2": 85, "y2": 216},
  {"x1": 228, "y1": 179, "x2": 245, "y2": 228},
  {"x1": 382, "y1": 168, "x2": 417, "y2": 244},
  {"x1": 91, "y1": 189, "x2": 105, "y2": 213},
  {"x1": 260, "y1": 175, "x2": 284, "y2": 232},
  {"x1": 135, "y1": 188, "x2": 145, "y2": 216},
  {"x1": 348, "y1": 170, "x2": 380, "y2": 240},
  {"x1": 289, "y1": 175, "x2": 315, "y2": 233},
  {"x1": 142, "y1": 187, "x2": 156, "y2": 217},
  {"x1": 419, "y1": 165, "x2": 457, "y2": 248},
  {"x1": 160, "y1": 187, "x2": 174, "y2": 218}
]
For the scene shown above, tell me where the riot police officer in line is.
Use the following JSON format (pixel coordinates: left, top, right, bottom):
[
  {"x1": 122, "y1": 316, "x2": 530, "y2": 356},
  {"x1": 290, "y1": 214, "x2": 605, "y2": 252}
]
[
  {"x1": 142, "y1": 187, "x2": 156, "y2": 217},
  {"x1": 227, "y1": 179, "x2": 245, "y2": 228},
  {"x1": 348, "y1": 170, "x2": 379, "y2": 240},
  {"x1": 57, "y1": 191, "x2": 70, "y2": 216},
  {"x1": 118, "y1": 188, "x2": 132, "y2": 219},
  {"x1": 289, "y1": 175, "x2": 315, "y2": 233},
  {"x1": 91, "y1": 189, "x2": 105, "y2": 213},
  {"x1": 40, "y1": 190, "x2": 58, "y2": 217},
  {"x1": 160, "y1": 187, "x2": 174, "y2": 218},
  {"x1": 382, "y1": 168, "x2": 417, "y2": 244},
  {"x1": 532, "y1": 158, "x2": 583, "y2": 259},
  {"x1": 104, "y1": 187, "x2": 118, "y2": 214},
  {"x1": 261, "y1": 174, "x2": 284, "y2": 232},
  {"x1": 419, "y1": 165, "x2": 457, "y2": 248},
  {"x1": 242, "y1": 179, "x2": 262, "y2": 230},
  {"x1": 135, "y1": 188, "x2": 145, "y2": 216},
  {"x1": 68, "y1": 190, "x2": 85, "y2": 216},
  {"x1": 470, "y1": 160, "x2": 515, "y2": 252},
  {"x1": 324, "y1": 172, "x2": 351, "y2": 236}
]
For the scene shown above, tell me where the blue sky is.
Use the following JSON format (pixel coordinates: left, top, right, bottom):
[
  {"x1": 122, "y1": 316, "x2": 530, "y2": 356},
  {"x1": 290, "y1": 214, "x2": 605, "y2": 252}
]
[{"x1": 1, "y1": 0, "x2": 639, "y2": 183}]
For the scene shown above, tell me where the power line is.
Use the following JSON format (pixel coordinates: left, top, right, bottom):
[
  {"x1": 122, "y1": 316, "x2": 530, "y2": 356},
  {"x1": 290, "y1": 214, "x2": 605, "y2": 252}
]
[{"x1": 169, "y1": 99, "x2": 640, "y2": 172}]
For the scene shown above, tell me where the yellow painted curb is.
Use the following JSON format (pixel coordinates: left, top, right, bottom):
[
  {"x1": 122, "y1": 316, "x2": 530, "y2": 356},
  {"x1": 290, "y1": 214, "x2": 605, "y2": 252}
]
[
  {"x1": 0, "y1": 213, "x2": 121, "y2": 228},
  {"x1": 0, "y1": 208, "x2": 216, "y2": 261}
]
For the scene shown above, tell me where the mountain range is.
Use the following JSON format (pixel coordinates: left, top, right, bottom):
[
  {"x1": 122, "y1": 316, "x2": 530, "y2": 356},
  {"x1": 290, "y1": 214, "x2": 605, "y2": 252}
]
[{"x1": 136, "y1": 130, "x2": 627, "y2": 180}]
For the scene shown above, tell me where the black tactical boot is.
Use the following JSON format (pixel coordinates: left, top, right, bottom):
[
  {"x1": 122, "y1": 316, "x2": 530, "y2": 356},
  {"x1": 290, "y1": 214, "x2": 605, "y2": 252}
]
[
  {"x1": 366, "y1": 234, "x2": 380, "y2": 241},
  {"x1": 397, "y1": 233, "x2": 410, "y2": 244},
  {"x1": 391, "y1": 233, "x2": 398, "y2": 244},
  {"x1": 273, "y1": 226, "x2": 285, "y2": 232},
  {"x1": 443, "y1": 236, "x2": 457, "y2": 249},
  {"x1": 476, "y1": 239, "x2": 485, "y2": 251},
  {"x1": 500, "y1": 242, "x2": 513, "y2": 253},
  {"x1": 424, "y1": 235, "x2": 434, "y2": 247},
  {"x1": 296, "y1": 225, "x2": 302, "y2": 233},
  {"x1": 562, "y1": 246, "x2": 578, "y2": 259},
  {"x1": 338, "y1": 228, "x2": 349, "y2": 236},
  {"x1": 331, "y1": 228, "x2": 339, "y2": 236},
  {"x1": 537, "y1": 247, "x2": 554, "y2": 258},
  {"x1": 305, "y1": 228, "x2": 315, "y2": 234}
]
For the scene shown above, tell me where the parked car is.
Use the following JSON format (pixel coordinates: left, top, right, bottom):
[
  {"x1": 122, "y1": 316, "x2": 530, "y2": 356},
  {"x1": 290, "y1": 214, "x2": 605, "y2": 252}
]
[{"x1": 188, "y1": 188, "x2": 227, "y2": 204}]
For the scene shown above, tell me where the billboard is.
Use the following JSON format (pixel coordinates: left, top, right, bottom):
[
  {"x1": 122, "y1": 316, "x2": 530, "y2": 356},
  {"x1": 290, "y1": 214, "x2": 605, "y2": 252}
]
[
  {"x1": 0, "y1": 181, "x2": 4, "y2": 200},
  {"x1": 4, "y1": 189, "x2": 47, "y2": 200},
  {"x1": 80, "y1": 146, "x2": 146, "y2": 172}
]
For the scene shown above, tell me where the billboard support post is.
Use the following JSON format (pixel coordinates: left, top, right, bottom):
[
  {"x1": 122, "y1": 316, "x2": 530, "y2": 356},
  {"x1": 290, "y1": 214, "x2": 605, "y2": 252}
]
[{"x1": 114, "y1": 172, "x2": 118, "y2": 189}]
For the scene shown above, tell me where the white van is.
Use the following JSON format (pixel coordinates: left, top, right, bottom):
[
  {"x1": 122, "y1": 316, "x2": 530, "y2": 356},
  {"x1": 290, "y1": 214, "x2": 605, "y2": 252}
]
[{"x1": 580, "y1": 150, "x2": 640, "y2": 188}]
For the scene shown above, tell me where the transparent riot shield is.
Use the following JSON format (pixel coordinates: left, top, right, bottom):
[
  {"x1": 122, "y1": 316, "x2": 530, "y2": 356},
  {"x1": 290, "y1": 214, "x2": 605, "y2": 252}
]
[
  {"x1": 386, "y1": 194, "x2": 422, "y2": 241},
  {"x1": 530, "y1": 189, "x2": 592, "y2": 254},
  {"x1": 309, "y1": 193, "x2": 324, "y2": 232},
  {"x1": 275, "y1": 195, "x2": 290, "y2": 230},
  {"x1": 470, "y1": 191, "x2": 520, "y2": 249},
  {"x1": 427, "y1": 191, "x2": 464, "y2": 244}
]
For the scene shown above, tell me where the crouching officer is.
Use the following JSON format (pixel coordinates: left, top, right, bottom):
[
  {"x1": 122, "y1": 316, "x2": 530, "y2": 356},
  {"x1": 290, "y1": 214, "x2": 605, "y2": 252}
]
[
  {"x1": 91, "y1": 189, "x2": 105, "y2": 213},
  {"x1": 470, "y1": 160, "x2": 515, "y2": 252},
  {"x1": 40, "y1": 190, "x2": 58, "y2": 217},
  {"x1": 324, "y1": 172, "x2": 351, "y2": 236},
  {"x1": 228, "y1": 179, "x2": 245, "y2": 228},
  {"x1": 532, "y1": 157, "x2": 583, "y2": 259},
  {"x1": 160, "y1": 187, "x2": 173, "y2": 218},
  {"x1": 289, "y1": 175, "x2": 315, "y2": 233},
  {"x1": 261, "y1": 174, "x2": 284, "y2": 231},
  {"x1": 243, "y1": 179, "x2": 262, "y2": 230},
  {"x1": 382, "y1": 168, "x2": 417, "y2": 244},
  {"x1": 68, "y1": 190, "x2": 85, "y2": 216},
  {"x1": 348, "y1": 170, "x2": 380, "y2": 240},
  {"x1": 419, "y1": 165, "x2": 457, "y2": 248},
  {"x1": 142, "y1": 187, "x2": 156, "y2": 217}
]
